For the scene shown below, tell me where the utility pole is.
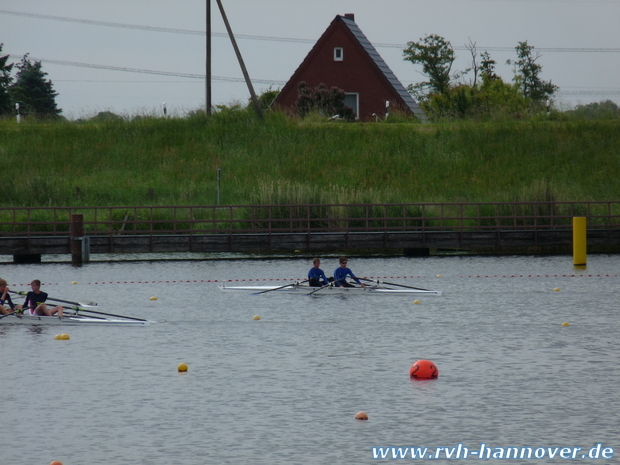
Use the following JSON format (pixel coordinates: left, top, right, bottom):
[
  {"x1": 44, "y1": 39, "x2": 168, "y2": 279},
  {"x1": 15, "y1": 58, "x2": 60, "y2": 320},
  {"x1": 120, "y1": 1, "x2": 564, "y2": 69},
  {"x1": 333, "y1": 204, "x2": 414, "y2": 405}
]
[
  {"x1": 215, "y1": 0, "x2": 263, "y2": 119},
  {"x1": 205, "y1": 0, "x2": 212, "y2": 116}
]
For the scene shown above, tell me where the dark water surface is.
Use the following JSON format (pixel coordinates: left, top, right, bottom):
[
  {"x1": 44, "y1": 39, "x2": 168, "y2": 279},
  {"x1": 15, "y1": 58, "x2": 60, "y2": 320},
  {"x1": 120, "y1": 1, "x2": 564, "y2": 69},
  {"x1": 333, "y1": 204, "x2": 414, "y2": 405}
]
[{"x1": 1, "y1": 255, "x2": 618, "y2": 464}]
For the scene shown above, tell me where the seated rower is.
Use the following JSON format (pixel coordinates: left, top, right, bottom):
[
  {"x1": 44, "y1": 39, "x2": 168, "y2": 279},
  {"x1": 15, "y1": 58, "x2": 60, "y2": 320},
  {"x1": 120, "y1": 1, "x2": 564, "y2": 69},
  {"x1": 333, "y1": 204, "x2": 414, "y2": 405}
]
[
  {"x1": 13, "y1": 279, "x2": 64, "y2": 317},
  {"x1": 0, "y1": 279, "x2": 16, "y2": 315},
  {"x1": 333, "y1": 256, "x2": 367, "y2": 288},
  {"x1": 308, "y1": 257, "x2": 331, "y2": 287}
]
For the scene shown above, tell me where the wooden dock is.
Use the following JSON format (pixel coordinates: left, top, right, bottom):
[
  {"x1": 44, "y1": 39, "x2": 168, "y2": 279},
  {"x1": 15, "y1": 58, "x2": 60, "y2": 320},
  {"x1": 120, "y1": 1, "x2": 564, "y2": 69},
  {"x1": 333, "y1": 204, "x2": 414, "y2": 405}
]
[
  {"x1": 2, "y1": 229, "x2": 620, "y2": 262},
  {"x1": 2, "y1": 201, "x2": 619, "y2": 262}
]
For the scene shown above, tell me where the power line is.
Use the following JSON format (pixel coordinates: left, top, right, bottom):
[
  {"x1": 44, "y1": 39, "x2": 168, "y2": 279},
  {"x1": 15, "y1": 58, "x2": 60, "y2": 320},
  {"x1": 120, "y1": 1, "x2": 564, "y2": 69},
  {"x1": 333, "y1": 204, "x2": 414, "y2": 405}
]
[
  {"x1": 559, "y1": 90, "x2": 620, "y2": 95},
  {"x1": 0, "y1": 9, "x2": 311, "y2": 43},
  {"x1": 4, "y1": 9, "x2": 619, "y2": 99},
  {"x1": 9, "y1": 53, "x2": 620, "y2": 94},
  {"x1": 7, "y1": 54, "x2": 286, "y2": 85},
  {"x1": 2, "y1": 9, "x2": 619, "y2": 53},
  {"x1": 11, "y1": 55, "x2": 620, "y2": 97}
]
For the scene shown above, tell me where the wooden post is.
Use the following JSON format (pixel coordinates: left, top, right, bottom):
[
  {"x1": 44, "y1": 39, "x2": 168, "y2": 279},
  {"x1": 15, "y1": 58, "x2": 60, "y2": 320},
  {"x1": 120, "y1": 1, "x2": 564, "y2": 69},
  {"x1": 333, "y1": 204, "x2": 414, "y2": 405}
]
[
  {"x1": 70, "y1": 214, "x2": 85, "y2": 265},
  {"x1": 215, "y1": 0, "x2": 263, "y2": 119},
  {"x1": 206, "y1": 0, "x2": 212, "y2": 116},
  {"x1": 573, "y1": 217, "x2": 587, "y2": 267},
  {"x1": 82, "y1": 236, "x2": 91, "y2": 263}
]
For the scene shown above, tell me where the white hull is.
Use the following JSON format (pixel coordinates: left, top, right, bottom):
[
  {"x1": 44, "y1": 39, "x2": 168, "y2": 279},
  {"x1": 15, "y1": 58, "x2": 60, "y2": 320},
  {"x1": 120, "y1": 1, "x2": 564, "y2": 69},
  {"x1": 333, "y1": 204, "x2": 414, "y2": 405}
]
[
  {"x1": 219, "y1": 283, "x2": 442, "y2": 296},
  {"x1": 0, "y1": 314, "x2": 150, "y2": 326}
]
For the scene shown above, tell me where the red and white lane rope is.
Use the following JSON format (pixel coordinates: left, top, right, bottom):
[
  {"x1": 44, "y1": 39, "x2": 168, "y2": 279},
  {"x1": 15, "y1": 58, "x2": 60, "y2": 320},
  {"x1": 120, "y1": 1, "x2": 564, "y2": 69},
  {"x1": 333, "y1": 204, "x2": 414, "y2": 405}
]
[
  {"x1": 460, "y1": 274, "x2": 618, "y2": 278},
  {"x1": 9, "y1": 273, "x2": 617, "y2": 287}
]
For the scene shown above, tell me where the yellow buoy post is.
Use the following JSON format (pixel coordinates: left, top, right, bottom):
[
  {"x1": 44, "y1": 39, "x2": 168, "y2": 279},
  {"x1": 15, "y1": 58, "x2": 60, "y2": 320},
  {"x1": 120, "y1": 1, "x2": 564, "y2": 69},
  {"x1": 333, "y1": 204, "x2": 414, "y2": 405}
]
[{"x1": 572, "y1": 217, "x2": 587, "y2": 267}]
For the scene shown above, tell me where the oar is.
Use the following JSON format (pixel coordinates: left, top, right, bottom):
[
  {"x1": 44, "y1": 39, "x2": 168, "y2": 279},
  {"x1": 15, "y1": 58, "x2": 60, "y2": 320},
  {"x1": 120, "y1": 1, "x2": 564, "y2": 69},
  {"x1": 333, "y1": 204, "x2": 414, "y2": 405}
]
[
  {"x1": 1, "y1": 304, "x2": 102, "y2": 320},
  {"x1": 0, "y1": 306, "x2": 33, "y2": 319},
  {"x1": 357, "y1": 277, "x2": 431, "y2": 291},
  {"x1": 43, "y1": 296, "x2": 98, "y2": 307},
  {"x1": 9, "y1": 291, "x2": 97, "y2": 308},
  {"x1": 308, "y1": 284, "x2": 331, "y2": 296},
  {"x1": 66, "y1": 306, "x2": 148, "y2": 322},
  {"x1": 254, "y1": 279, "x2": 309, "y2": 295},
  {"x1": 54, "y1": 305, "x2": 106, "y2": 319}
]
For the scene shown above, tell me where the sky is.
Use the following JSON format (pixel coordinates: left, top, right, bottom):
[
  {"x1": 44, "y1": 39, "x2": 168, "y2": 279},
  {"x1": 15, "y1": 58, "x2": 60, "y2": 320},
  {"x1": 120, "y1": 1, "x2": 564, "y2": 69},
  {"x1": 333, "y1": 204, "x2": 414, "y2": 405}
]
[{"x1": 1, "y1": 0, "x2": 619, "y2": 119}]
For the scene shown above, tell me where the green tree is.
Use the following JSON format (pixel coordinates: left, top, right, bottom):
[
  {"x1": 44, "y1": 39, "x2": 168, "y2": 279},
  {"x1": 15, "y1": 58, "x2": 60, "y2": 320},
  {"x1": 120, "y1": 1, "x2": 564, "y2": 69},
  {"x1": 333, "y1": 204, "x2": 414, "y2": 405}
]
[
  {"x1": 0, "y1": 43, "x2": 14, "y2": 116},
  {"x1": 507, "y1": 41, "x2": 557, "y2": 106},
  {"x1": 404, "y1": 35, "x2": 558, "y2": 120},
  {"x1": 569, "y1": 100, "x2": 620, "y2": 120},
  {"x1": 403, "y1": 34, "x2": 458, "y2": 98},
  {"x1": 424, "y1": 77, "x2": 528, "y2": 120},
  {"x1": 478, "y1": 78, "x2": 528, "y2": 116},
  {"x1": 251, "y1": 86, "x2": 280, "y2": 112},
  {"x1": 9, "y1": 54, "x2": 61, "y2": 118},
  {"x1": 479, "y1": 51, "x2": 499, "y2": 85}
]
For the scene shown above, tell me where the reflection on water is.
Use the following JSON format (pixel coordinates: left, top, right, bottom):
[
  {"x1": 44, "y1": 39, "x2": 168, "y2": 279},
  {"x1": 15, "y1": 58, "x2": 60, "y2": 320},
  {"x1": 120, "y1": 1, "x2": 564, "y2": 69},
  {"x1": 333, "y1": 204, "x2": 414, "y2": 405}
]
[{"x1": 1, "y1": 254, "x2": 619, "y2": 464}]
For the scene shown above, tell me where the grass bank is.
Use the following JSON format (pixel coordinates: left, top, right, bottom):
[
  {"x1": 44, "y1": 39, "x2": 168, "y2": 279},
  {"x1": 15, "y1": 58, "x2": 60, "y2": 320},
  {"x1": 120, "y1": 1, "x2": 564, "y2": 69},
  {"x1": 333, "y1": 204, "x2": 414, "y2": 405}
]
[{"x1": 1, "y1": 110, "x2": 619, "y2": 208}]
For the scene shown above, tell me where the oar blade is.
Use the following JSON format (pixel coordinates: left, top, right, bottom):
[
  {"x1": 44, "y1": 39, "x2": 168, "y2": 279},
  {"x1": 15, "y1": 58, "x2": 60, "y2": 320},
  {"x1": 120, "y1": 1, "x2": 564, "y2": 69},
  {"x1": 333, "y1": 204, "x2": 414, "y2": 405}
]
[{"x1": 357, "y1": 276, "x2": 431, "y2": 292}]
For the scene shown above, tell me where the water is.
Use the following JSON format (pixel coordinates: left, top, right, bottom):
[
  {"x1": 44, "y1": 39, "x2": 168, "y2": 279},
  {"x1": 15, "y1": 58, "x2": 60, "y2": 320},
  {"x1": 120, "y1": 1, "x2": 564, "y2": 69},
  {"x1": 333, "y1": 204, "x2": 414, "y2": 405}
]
[{"x1": 1, "y1": 255, "x2": 619, "y2": 464}]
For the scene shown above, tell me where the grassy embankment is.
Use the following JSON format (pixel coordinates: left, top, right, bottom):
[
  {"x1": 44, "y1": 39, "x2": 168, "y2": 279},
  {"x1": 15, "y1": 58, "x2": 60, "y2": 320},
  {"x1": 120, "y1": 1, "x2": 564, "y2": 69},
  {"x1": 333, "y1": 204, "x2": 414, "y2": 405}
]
[{"x1": 1, "y1": 110, "x2": 619, "y2": 229}]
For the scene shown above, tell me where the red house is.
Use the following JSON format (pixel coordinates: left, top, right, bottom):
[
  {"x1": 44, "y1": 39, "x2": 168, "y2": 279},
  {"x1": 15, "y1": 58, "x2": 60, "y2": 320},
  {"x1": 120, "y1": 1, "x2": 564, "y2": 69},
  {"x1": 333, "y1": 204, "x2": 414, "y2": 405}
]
[{"x1": 273, "y1": 14, "x2": 426, "y2": 122}]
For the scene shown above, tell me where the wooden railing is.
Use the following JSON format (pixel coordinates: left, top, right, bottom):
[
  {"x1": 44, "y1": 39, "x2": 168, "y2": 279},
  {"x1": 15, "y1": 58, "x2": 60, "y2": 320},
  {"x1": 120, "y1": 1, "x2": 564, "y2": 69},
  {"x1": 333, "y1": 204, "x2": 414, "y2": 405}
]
[{"x1": 2, "y1": 201, "x2": 620, "y2": 237}]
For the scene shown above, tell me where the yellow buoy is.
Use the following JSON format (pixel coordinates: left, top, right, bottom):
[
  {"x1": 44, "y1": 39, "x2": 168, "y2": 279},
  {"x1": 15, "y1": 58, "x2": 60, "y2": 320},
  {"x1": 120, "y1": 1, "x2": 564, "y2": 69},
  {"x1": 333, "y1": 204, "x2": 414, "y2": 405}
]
[
  {"x1": 553, "y1": 288, "x2": 561, "y2": 292},
  {"x1": 413, "y1": 300, "x2": 421, "y2": 305},
  {"x1": 54, "y1": 334, "x2": 62, "y2": 340},
  {"x1": 561, "y1": 322, "x2": 571, "y2": 326},
  {"x1": 71, "y1": 281, "x2": 78, "y2": 285},
  {"x1": 177, "y1": 363, "x2": 188, "y2": 372},
  {"x1": 355, "y1": 411, "x2": 369, "y2": 420},
  {"x1": 294, "y1": 250, "x2": 301, "y2": 253},
  {"x1": 150, "y1": 296, "x2": 158, "y2": 300},
  {"x1": 436, "y1": 274, "x2": 442, "y2": 278},
  {"x1": 253, "y1": 315, "x2": 261, "y2": 320},
  {"x1": 60, "y1": 334, "x2": 70, "y2": 340}
]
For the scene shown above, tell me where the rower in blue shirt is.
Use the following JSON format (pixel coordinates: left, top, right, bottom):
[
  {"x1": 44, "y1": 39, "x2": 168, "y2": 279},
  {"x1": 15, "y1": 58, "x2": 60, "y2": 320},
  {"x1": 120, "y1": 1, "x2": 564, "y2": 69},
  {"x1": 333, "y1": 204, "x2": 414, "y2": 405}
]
[
  {"x1": 308, "y1": 258, "x2": 330, "y2": 287},
  {"x1": 333, "y1": 256, "x2": 367, "y2": 288}
]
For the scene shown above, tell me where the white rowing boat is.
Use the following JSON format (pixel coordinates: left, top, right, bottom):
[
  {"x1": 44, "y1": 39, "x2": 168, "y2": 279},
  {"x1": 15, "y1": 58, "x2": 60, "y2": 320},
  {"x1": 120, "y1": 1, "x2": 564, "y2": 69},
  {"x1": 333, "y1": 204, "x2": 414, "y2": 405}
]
[
  {"x1": 219, "y1": 283, "x2": 442, "y2": 296},
  {"x1": 0, "y1": 314, "x2": 151, "y2": 326}
]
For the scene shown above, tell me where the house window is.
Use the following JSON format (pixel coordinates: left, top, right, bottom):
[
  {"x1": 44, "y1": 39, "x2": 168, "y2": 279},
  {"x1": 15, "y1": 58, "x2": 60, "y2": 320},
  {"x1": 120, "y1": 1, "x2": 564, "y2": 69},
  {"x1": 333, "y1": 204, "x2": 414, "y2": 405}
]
[
  {"x1": 344, "y1": 93, "x2": 359, "y2": 118},
  {"x1": 334, "y1": 47, "x2": 343, "y2": 61}
]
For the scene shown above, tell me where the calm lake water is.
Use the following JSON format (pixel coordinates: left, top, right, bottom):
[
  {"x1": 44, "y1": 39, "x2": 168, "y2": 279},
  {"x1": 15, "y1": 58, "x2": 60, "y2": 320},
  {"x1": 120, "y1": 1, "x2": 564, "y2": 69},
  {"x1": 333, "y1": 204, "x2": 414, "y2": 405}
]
[{"x1": 1, "y1": 254, "x2": 619, "y2": 465}]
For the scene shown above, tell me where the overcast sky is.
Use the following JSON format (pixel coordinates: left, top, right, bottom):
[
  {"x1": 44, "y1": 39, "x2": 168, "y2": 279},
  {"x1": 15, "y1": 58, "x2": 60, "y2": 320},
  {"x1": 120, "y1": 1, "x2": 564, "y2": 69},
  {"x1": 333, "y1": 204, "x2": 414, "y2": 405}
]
[{"x1": 2, "y1": 0, "x2": 619, "y2": 119}]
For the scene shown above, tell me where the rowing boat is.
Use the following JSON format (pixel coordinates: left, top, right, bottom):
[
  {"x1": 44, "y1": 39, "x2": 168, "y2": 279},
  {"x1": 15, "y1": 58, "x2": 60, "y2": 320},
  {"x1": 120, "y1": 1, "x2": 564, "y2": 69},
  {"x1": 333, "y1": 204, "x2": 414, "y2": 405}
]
[
  {"x1": 0, "y1": 314, "x2": 151, "y2": 326},
  {"x1": 219, "y1": 283, "x2": 442, "y2": 296}
]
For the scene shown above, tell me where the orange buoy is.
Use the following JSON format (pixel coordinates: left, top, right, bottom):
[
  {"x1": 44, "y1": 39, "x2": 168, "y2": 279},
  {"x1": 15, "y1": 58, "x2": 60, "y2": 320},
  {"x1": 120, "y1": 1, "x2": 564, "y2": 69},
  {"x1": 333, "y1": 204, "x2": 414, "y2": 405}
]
[
  {"x1": 355, "y1": 411, "x2": 368, "y2": 420},
  {"x1": 409, "y1": 359, "x2": 439, "y2": 379},
  {"x1": 50, "y1": 461, "x2": 64, "y2": 465}
]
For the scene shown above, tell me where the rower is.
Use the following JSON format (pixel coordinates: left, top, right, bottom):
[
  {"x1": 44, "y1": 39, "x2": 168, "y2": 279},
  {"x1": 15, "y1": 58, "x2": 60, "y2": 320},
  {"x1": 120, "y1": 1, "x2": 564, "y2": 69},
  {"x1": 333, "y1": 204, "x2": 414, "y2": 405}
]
[
  {"x1": 333, "y1": 257, "x2": 367, "y2": 288},
  {"x1": 0, "y1": 279, "x2": 16, "y2": 315},
  {"x1": 13, "y1": 279, "x2": 64, "y2": 317},
  {"x1": 308, "y1": 258, "x2": 331, "y2": 287}
]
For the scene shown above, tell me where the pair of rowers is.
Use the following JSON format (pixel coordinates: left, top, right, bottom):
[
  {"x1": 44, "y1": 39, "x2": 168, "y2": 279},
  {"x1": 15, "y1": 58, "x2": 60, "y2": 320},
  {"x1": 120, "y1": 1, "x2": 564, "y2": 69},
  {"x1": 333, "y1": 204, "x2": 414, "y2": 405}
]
[{"x1": 307, "y1": 256, "x2": 368, "y2": 288}]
